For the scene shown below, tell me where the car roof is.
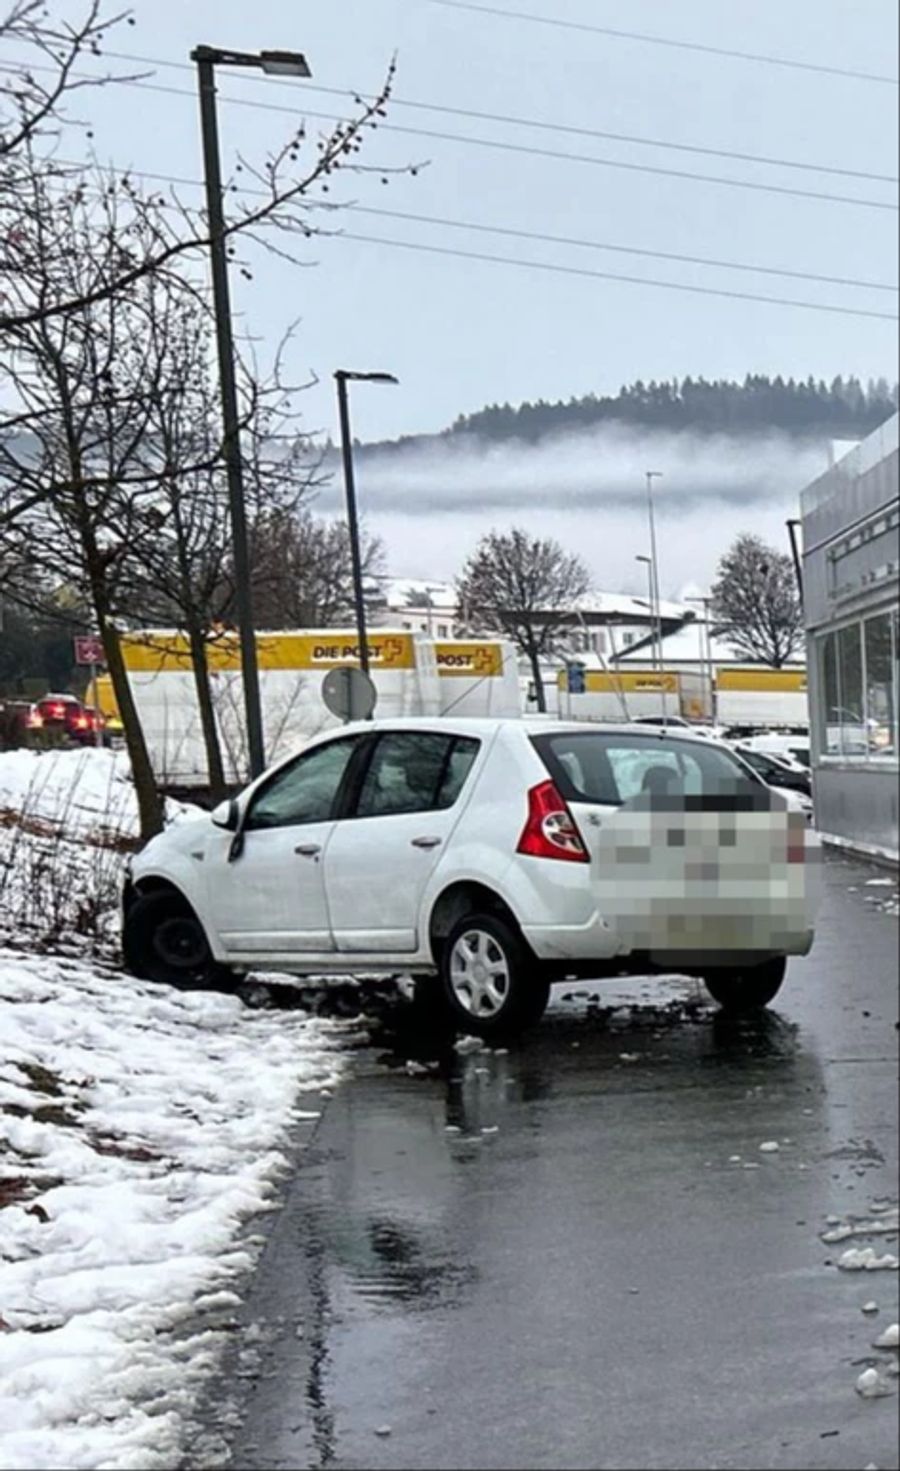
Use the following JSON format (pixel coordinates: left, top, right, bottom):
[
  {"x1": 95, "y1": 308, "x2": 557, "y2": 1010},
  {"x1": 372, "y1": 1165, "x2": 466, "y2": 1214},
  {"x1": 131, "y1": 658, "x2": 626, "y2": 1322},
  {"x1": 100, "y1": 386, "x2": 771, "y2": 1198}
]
[{"x1": 328, "y1": 716, "x2": 728, "y2": 745}]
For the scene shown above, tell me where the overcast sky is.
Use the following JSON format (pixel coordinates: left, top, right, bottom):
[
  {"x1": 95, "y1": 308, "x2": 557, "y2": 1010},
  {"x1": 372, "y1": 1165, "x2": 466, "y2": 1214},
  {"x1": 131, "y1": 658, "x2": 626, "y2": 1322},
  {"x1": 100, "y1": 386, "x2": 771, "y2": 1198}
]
[{"x1": 52, "y1": 0, "x2": 899, "y2": 592}]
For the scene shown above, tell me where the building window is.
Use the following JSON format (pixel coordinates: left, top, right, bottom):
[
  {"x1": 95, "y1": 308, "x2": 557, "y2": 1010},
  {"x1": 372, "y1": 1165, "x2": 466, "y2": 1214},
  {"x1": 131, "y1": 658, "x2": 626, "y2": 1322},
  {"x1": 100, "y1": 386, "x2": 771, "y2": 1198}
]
[
  {"x1": 437, "y1": 624, "x2": 448, "y2": 638},
  {"x1": 816, "y1": 610, "x2": 898, "y2": 762},
  {"x1": 865, "y1": 611, "x2": 896, "y2": 755}
]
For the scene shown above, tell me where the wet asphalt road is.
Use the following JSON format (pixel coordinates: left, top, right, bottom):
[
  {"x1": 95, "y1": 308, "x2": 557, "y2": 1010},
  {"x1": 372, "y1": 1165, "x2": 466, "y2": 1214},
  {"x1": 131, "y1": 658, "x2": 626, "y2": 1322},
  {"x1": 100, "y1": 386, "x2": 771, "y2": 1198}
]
[{"x1": 218, "y1": 854, "x2": 899, "y2": 1471}]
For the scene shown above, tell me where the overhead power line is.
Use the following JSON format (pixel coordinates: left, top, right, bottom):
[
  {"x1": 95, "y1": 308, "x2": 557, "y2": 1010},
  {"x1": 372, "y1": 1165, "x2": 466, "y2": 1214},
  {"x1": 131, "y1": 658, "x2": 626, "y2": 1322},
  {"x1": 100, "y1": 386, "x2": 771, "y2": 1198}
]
[
  {"x1": 55, "y1": 71, "x2": 900, "y2": 213},
  {"x1": 99, "y1": 48, "x2": 899, "y2": 185},
  {"x1": 56, "y1": 155, "x2": 895, "y2": 295},
  {"x1": 331, "y1": 231, "x2": 899, "y2": 320},
  {"x1": 427, "y1": 0, "x2": 900, "y2": 86}
]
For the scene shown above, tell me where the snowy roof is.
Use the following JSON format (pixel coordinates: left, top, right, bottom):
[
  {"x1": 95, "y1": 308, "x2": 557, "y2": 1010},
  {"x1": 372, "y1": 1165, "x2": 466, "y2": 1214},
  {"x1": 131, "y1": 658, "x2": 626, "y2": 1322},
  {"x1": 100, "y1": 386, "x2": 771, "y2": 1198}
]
[
  {"x1": 377, "y1": 577, "x2": 457, "y2": 610},
  {"x1": 613, "y1": 618, "x2": 804, "y2": 666},
  {"x1": 377, "y1": 578, "x2": 690, "y2": 625}
]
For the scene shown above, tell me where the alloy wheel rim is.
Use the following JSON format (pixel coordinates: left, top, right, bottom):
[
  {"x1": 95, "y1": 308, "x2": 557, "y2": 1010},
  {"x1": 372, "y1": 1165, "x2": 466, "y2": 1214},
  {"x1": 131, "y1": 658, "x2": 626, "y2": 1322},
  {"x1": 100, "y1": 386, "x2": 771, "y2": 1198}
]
[{"x1": 449, "y1": 929, "x2": 511, "y2": 1017}]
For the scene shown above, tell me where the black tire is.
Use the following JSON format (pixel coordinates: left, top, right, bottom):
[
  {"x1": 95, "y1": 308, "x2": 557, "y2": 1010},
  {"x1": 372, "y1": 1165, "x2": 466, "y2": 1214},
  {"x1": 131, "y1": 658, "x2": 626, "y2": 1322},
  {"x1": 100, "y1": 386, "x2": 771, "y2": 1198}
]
[
  {"x1": 123, "y1": 889, "x2": 233, "y2": 991},
  {"x1": 702, "y1": 956, "x2": 787, "y2": 1013},
  {"x1": 439, "y1": 912, "x2": 550, "y2": 1039}
]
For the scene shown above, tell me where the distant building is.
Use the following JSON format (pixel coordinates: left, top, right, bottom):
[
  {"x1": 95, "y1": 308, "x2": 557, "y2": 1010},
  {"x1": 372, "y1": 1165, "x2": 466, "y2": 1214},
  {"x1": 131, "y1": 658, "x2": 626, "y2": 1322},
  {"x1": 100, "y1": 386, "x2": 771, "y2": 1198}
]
[{"x1": 800, "y1": 412, "x2": 899, "y2": 862}]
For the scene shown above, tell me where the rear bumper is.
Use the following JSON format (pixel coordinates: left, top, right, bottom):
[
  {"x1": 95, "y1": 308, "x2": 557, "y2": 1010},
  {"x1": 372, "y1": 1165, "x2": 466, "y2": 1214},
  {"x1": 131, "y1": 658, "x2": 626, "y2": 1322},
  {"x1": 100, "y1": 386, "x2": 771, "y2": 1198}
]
[{"x1": 522, "y1": 912, "x2": 815, "y2": 965}]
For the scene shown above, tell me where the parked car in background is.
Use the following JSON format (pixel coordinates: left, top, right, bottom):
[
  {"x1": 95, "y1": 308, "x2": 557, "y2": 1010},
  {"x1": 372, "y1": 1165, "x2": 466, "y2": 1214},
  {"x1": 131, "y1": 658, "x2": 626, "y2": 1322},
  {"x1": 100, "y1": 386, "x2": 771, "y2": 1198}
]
[
  {"x1": 124, "y1": 718, "x2": 817, "y2": 1037},
  {"x1": 732, "y1": 745, "x2": 812, "y2": 797},
  {"x1": 35, "y1": 692, "x2": 82, "y2": 728},
  {"x1": 0, "y1": 699, "x2": 44, "y2": 750},
  {"x1": 35, "y1": 693, "x2": 107, "y2": 747},
  {"x1": 632, "y1": 715, "x2": 726, "y2": 740},
  {"x1": 732, "y1": 730, "x2": 811, "y2": 769}
]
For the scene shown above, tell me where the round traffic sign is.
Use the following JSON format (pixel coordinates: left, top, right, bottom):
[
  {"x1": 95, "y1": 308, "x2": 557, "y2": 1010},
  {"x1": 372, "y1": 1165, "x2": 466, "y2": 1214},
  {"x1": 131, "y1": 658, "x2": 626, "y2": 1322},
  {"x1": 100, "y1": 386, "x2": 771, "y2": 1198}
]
[{"x1": 321, "y1": 666, "x2": 377, "y2": 721}]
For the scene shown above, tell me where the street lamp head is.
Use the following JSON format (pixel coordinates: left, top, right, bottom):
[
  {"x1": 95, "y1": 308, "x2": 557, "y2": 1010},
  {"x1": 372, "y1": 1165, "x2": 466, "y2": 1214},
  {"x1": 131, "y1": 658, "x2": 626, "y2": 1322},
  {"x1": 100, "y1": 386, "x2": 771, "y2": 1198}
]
[
  {"x1": 635, "y1": 554, "x2": 652, "y2": 565},
  {"x1": 335, "y1": 370, "x2": 399, "y2": 385},
  {"x1": 191, "y1": 45, "x2": 312, "y2": 76},
  {"x1": 259, "y1": 49, "x2": 312, "y2": 77}
]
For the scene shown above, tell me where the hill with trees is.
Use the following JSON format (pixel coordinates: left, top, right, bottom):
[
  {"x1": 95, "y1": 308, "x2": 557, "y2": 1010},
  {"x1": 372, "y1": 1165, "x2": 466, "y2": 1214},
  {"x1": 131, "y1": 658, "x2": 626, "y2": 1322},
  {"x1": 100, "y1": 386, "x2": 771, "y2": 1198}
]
[{"x1": 363, "y1": 374, "x2": 898, "y2": 455}]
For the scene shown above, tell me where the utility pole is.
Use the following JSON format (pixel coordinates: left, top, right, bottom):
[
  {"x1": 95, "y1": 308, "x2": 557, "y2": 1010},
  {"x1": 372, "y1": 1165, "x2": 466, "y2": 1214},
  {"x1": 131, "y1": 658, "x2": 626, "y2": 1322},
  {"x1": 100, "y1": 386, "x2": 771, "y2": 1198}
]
[{"x1": 192, "y1": 44, "x2": 312, "y2": 778}]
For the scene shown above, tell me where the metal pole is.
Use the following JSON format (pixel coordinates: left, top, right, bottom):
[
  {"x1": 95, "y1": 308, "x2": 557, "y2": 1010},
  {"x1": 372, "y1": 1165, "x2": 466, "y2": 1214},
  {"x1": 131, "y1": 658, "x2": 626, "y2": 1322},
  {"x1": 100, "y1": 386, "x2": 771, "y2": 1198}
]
[
  {"x1": 643, "y1": 561, "x2": 656, "y2": 668},
  {"x1": 91, "y1": 662, "x2": 102, "y2": 747},
  {"x1": 335, "y1": 372, "x2": 371, "y2": 683},
  {"x1": 194, "y1": 50, "x2": 265, "y2": 778},
  {"x1": 786, "y1": 518, "x2": 804, "y2": 611},
  {"x1": 645, "y1": 472, "x2": 666, "y2": 717}
]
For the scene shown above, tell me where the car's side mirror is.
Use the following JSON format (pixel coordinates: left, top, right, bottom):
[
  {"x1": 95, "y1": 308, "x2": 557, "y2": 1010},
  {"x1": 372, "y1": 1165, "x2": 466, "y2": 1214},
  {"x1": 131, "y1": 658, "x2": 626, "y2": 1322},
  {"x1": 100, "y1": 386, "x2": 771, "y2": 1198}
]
[{"x1": 211, "y1": 798, "x2": 239, "y2": 831}]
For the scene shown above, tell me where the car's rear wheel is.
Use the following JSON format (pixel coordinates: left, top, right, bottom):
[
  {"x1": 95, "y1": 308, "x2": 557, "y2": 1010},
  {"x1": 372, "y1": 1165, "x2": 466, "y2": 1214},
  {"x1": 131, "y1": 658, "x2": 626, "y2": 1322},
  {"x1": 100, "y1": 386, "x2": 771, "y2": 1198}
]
[
  {"x1": 440, "y1": 912, "x2": 550, "y2": 1038},
  {"x1": 123, "y1": 889, "x2": 233, "y2": 990},
  {"x1": 702, "y1": 956, "x2": 787, "y2": 1013}
]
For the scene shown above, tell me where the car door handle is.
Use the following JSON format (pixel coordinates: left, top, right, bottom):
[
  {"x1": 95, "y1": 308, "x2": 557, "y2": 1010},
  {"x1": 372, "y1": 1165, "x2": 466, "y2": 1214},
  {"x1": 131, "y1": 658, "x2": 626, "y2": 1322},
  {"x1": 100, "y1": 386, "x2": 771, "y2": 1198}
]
[
  {"x1": 294, "y1": 843, "x2": 322, "y2": 857},
  {"x1": 411, "y1": 836, "x2": 442, "y2": 849}
]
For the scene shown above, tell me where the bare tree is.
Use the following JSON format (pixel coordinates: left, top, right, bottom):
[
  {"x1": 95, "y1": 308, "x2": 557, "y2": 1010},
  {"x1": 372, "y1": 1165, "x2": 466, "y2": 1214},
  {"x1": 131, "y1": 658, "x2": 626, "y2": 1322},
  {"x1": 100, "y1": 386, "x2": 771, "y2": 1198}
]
[
  {"x1": 249, "y1": 508, "x2": 385, "y2": 629},
  {"x1": 0, "y1": 0, "x2": 132, "y2": 163},
  {"x1": 0, "y1": 181, "x2": 229, "y2": 837},
  {"x1": 710, "y1": 533, "x2": 803, "y2": 668},
  {"x1": 1, "y1": 49, "x2": 402, "y2": 334},
  {"x1": 116, "y1": 291, "x2": 322, "y2": 797},
  {"x1": 456, "y1": 528, "x2": 590, "y2": 712}
]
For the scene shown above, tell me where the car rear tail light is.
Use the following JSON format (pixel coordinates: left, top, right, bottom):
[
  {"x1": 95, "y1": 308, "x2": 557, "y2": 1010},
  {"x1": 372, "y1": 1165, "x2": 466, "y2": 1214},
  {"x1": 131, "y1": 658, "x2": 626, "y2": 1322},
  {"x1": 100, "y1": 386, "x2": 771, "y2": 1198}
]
[
  {"x1": 517, "y1": 780, "x2": 588, "y2": 863},
  {"x1": 74, "y1": 714, "x2": 89, "y2": 729},
  {"x1": 48, "y1": 703, "x2": 65, "y2": 719},
  {"x1": 26, "y1": 710, "x2": 43, "y2": 729},
  {"x1": 787, "y1": 815, "x2": 805, "y2": 864}
]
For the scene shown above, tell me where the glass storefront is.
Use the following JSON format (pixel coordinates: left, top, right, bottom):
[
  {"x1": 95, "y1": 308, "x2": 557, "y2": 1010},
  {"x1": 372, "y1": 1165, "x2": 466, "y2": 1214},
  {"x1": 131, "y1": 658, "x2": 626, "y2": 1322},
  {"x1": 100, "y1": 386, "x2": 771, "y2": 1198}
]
[{"x1": 815, "y1": 607, "x2": 898, "y2": 760}]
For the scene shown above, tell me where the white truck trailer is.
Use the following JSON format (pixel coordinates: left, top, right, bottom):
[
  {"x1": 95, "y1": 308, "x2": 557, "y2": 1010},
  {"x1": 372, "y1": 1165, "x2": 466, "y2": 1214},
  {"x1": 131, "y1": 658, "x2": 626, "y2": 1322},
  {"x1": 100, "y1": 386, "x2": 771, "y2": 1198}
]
[{"x1": 117, "y1": 628, "x2": 441, "y2": 786}]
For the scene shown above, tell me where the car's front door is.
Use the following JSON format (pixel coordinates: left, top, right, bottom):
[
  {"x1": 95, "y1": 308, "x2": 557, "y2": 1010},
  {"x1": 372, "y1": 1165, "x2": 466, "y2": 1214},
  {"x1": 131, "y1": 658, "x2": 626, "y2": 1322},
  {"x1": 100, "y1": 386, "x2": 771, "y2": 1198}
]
[
  {"x1": 324, "y1": 730, "x2": 482, "y2": 953},
  {"x1": 204, "y1": 735, "x2": 361, "y2": 956}
]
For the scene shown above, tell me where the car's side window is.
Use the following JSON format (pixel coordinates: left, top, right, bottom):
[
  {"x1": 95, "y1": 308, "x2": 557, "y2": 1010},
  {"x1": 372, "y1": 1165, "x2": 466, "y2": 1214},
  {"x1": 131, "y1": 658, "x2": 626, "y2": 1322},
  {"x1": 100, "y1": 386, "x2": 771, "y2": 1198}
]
[
  {"x1": 437, "y1": 737, "x2": 480, "y2": 808},
  {"x1": 355, "y1": 733, "x2": 480, "y2": 818},
  {"x1": 245, "y1": 738, "x2": 358, "y2": 830}
]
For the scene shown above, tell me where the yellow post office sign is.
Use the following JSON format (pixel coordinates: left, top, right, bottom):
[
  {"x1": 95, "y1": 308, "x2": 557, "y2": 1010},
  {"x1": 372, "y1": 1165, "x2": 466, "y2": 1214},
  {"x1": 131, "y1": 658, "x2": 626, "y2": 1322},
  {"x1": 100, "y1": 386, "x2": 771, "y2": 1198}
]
[
  {"x1": 435, "y1": 642, "x2": 504, "y2": 677},
  {"x1": 121, "y1": 630, "x2": 417, "y2": 673}
]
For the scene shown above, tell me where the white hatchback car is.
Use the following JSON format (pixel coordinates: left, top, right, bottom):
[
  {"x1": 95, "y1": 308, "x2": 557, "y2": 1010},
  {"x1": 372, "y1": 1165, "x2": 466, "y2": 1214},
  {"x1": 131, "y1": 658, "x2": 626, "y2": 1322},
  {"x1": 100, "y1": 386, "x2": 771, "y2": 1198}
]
[{"x1": 123, "y1": 719, "x2": 817, "y2": 1036}]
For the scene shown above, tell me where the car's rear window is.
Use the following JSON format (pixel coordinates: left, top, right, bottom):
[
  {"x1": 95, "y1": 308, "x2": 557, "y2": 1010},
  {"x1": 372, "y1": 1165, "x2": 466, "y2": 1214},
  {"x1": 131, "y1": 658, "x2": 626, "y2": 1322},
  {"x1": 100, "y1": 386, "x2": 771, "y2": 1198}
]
[{"x1": 531, "y1": 731, "x2": 760, "y2": 806}]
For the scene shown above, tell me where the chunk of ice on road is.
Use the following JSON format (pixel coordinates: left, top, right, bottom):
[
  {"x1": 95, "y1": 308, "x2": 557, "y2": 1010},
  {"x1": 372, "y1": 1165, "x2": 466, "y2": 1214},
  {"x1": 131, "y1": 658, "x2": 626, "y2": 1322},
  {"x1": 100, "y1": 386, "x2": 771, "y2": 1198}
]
[
  {"x1": 856, "y1": 1367, "x2": 891, "y2": 1398},
  {"x1": 862, "y1": 1301, "x2": 880, "y2": 1314},
  {"x1": 454, "y1": 1036, "x2": 485, "y2": 1054},
  {"x1": 822, "y1": 1208, "x2": 900, "y2": 1243},
  {"x1": 619, "y1": 1052, "x2": 640, "y2": 1063},
  {"x1": 759, "y1": 1141, "x2": 780, "y2": 1153},
  {"x1": 874, "y1": 1323, "x2": 899, "y2": 1348},
  {"x1": 838, "y1": 1247, "x2": 900, "y2": 1271},
  {"x1": 865, "y1": 878, "x2": 894, "y2": 887}
]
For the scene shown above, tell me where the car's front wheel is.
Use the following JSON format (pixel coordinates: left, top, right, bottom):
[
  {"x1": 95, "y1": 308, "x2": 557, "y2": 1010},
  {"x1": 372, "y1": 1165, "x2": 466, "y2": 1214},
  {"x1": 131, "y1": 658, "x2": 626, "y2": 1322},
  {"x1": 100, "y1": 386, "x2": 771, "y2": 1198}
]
[
  {"x1": 123, "y1": 889, "x2": 233, "y2": 990},
  {"x1": 440, "y1": 912, "x2": 550, "y2": 1038},
  {"x1": 702, "y1": 956, "x2": 787, "y2": 1013}
]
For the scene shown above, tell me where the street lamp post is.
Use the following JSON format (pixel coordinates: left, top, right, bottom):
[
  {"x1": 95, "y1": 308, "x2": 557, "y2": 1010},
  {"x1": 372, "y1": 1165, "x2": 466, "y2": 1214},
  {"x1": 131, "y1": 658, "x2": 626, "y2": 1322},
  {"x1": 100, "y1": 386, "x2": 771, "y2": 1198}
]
[
  {"x1": 191, "y1": 43, "x2": 311, "y2": 779},
  {"x1": 686, "y1": 594, "x2": 716, "y2": 724},
  {"x1": 334, "y1": 371, "x2": 398, "y2": 684},
  {"x1": 635, "y1": 555, "x2": 656, "y2": 668},
  {"x1": 644, "y1": 471, "x2": 667, "y2": 720}
]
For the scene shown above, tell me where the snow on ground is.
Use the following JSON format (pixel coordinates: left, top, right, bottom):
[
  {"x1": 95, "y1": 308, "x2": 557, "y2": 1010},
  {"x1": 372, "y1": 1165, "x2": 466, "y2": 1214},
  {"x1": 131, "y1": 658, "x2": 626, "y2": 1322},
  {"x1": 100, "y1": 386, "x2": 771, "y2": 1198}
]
[
  {"x1": 0, "y1": 749, "x2": 200, "y2": 949},
  {"x1": 0, "y1": 947, "x2": 356, "y2": 1470},
  {"x1": 0, "y1": 748, "x2": 367, "y2": 1468}
]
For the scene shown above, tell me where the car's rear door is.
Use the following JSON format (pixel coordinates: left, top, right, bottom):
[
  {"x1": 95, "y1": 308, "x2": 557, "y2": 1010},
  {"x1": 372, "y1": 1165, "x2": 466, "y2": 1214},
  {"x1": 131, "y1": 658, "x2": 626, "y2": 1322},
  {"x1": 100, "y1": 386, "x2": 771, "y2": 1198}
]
[
  {"x1": 532, "y1": 730, "x2": 814, "y2": 960},
  {"x1": 324, "y1": 730, "x2": 482, "y2": 953}
]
